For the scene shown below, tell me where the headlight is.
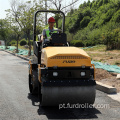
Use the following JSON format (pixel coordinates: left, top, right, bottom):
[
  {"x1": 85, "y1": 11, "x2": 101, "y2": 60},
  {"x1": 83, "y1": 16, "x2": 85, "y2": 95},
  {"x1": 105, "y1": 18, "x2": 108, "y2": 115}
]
[
  {"x1": 53, "y1": 72, "x2": 58, "y2": 77},
  {"x1": 81, "y1": 72, "x2": 85, "y2": 76}
]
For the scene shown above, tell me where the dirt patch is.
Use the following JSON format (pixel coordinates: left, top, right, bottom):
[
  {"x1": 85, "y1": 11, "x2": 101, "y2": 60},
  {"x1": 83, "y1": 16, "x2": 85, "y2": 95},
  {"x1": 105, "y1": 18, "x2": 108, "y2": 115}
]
[
  {"x1": 95, "y1": 68, "x2": 115, "y2": 81},
  {"x1": 86, "y1": 50, "x2": 120, "y2": 66},
  {"x1": 95, "y1": 68, "x2": 120, "y2": 92}
]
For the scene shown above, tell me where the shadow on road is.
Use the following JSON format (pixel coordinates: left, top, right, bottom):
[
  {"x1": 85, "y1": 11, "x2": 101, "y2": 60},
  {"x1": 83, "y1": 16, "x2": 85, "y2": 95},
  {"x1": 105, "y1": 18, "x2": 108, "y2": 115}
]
[
  {"x1": 28, "y1": 93, "x2": 39, "y2": 106},
  {"x1": 37, "y1": 106, "x2": 100, "y2": 119},
  {"x1": 28, "y1": 93, "x2": 101, "y2": 119}
]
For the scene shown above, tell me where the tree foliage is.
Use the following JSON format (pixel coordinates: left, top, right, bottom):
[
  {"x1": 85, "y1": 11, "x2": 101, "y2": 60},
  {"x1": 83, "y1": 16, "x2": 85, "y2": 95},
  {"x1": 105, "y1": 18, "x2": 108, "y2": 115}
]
[
  {"x1": 1, "y1": 0, "x2": 120, "y2": 50},
  {"x1": 6, "y1": 0, "x2": 44, "y2": 55},
  {"x1": 102, "y1": 28, "x2": 120, "y2": 50},
  {"x1": 63, "y1": 0, "x2": 120, "y2": 49},
  {"x1": 0, "y1": 19, "x2": 9, "y2": 40},
  {"x1": 0, "y1": 19, "x2": 12, "y2": 47}
]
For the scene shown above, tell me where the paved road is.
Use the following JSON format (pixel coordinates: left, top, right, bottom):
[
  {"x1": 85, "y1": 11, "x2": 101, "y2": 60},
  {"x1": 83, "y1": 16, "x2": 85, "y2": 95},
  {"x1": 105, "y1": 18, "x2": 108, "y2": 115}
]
[{"x1": 0, "y1": 49, "x2": 120, "y2": 120}]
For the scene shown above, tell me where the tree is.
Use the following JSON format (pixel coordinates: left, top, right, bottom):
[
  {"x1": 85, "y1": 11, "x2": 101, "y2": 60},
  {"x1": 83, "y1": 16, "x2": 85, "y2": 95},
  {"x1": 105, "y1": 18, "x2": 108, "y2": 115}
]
[
  {"x1": 0, "y1": 19, "x2": 6, "y2": 40},
  {"x1": 103, "y1": 29, "x2": 120, "y2": 50},
  {"x1": 0, "y1": 19, "x2": 11, "y2": 48},
  {"x1": 5, "y1": 12, "x2": 23, "y2": 52},
  {"x1": 11, "y1": 25, "x2": 22, "y2": 53},
  {"x1": 103, "y1": 0, "x2": 108, "y2": 4},
  {"x1": 46, "y1": 0, "x2": 79, "y2": 27},
  {"x1": 80, "y1": 16, "x2": 90, "y2": 28},
  {"x1": 6, "y1": 0, "x2": 44, "y2": 56}
]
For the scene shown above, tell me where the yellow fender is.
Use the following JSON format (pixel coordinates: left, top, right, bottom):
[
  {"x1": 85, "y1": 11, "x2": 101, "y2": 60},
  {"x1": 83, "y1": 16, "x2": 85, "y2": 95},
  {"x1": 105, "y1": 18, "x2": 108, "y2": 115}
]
[
  {"x1": 38, "y1": 64, "x2": 41, "y2": 83},
  {"x1": 29, "y1": 61, "x2": 32, "y2": 75}
]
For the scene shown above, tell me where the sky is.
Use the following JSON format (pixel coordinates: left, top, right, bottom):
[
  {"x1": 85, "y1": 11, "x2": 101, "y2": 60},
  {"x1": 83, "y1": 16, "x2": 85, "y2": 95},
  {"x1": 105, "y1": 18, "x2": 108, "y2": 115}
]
[{"x1": 0, "y1": 0, "x2": 91, "y2": 19}]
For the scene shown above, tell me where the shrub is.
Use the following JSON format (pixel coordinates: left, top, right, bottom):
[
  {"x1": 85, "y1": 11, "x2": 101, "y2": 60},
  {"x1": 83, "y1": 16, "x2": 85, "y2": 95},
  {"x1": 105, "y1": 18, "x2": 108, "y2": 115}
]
[
  {"x1": 7, "y1": 42, "x2": 11, "y2": 46},
  {"x1": 84, "y1": 40, "x2": 95, "y2": 46},
  {"x1": 20, "y1": 39, "x2": 27, "y2": 46},
  {"x1": 10, "y1": 40, "x2": 16, "y2": 45},
  {"x1": 70, "y1": 40, "x2": 85, "y2": 47},
  {"x1": 102, "y1": 28, "x2": 120, "y2": 50},
  {"x1": 11, "y1": 41, "x2": 15, "y2": 45}
]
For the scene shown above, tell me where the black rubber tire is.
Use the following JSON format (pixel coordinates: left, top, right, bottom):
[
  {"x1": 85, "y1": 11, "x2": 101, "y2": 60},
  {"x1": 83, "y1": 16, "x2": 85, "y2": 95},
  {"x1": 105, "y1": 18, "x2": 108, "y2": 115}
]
[
  {"x1": 29, "y1": 74, "x2": 33, "y2": 94},
  {"x1": 38, "y1": 82, "x2": 42, "y2": 104},
  {"x1": 29, "y1": 74, "x2": 38, "y2": 95}
]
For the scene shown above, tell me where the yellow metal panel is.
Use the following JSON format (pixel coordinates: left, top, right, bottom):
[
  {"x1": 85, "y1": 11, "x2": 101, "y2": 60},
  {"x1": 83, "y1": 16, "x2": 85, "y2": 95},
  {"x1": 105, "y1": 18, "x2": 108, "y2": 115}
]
[
  {"x1": 42, "y1": 47, "x2": 90, "y2": 58},
  {"x1": 41, "y1": 47, "x2": 91, "y2": 67},
  {"x1": 47, "y1": 56, "x2": 91, "y2": 67}
]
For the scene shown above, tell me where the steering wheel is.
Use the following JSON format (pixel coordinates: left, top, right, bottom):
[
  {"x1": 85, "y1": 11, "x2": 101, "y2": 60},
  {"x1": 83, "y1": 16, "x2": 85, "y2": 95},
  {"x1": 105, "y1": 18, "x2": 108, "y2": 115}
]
[
  {"x1": 49, "y1": 29, "x2": 62, "y2": 36},
  {"x1": 42, "y1": 38, "x2": 51, "y2": 48},
  {"x1": 42, "y1": 29, "x2": 62, "y2": 48}
]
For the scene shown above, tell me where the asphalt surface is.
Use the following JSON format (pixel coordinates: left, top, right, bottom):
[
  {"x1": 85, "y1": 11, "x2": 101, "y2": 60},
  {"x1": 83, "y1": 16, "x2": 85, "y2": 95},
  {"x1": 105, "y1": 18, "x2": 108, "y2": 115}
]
[{"x1": 0, "y1": 49, "x2": 120, "y2": 120}]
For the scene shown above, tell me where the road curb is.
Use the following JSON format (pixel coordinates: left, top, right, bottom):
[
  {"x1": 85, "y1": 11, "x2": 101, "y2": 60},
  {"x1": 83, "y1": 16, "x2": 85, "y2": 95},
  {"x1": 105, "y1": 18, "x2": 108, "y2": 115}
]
[
  {"x1": 0, "y1": 48, "x2": 117, "y2": 94},
  {"x1": 0, "y1": 49, "x2": 29, "y2": 61},
  {"x1": 96, "y1": 81, "x2": 117, "y2": 94}
]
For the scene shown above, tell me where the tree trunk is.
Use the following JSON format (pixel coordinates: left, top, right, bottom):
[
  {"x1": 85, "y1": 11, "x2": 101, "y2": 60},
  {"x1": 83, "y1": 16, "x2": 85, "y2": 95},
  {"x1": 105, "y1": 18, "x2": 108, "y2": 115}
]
[
  {"x1": 29, "y1": 40, "x2": 31, "y2": 56},
  {"x1": 4, "y1": 38, "x2": 7, "y2": 49},
  {"x1": 56, "y1": 19, "x2": 58, "y2": 28},
  {"x1": 16, "y1": 35, "x2": 19, "y2": 53},
  {"x1": 28, "y1": 32, "x2": 31, "y2": 56}
]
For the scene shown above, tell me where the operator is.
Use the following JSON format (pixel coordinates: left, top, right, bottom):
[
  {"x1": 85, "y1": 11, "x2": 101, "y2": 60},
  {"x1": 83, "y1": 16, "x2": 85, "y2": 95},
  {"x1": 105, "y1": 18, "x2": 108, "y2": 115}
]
[{"x1": 40, "y1": 17, "x2": 58, "y2": 42}]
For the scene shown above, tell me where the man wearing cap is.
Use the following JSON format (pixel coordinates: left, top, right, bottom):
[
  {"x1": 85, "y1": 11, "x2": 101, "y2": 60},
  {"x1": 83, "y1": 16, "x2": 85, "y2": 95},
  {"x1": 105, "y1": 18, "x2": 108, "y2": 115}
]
[{"x1": 40, "y1": 17, "x2": 58, "y2": 42}]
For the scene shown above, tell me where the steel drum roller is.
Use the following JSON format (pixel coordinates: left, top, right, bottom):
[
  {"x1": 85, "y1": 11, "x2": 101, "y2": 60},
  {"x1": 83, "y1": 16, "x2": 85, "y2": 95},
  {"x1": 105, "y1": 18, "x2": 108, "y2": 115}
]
[{"x1": 41, "y1": 86, "x2": 96, "y2": 106}]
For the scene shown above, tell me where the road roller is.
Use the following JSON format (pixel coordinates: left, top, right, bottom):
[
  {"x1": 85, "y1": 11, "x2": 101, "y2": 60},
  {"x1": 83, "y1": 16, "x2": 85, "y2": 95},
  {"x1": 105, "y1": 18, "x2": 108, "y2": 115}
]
[{"x1": 28, "y1": 10, "x2": 96, "y2": 106}]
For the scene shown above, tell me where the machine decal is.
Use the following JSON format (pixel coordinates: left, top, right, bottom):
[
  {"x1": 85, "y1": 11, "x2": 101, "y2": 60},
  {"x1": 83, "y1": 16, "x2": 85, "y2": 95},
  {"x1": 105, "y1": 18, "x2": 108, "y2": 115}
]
[{"x1": 63, "y1": 60, "x2": 75, "y2": 63}]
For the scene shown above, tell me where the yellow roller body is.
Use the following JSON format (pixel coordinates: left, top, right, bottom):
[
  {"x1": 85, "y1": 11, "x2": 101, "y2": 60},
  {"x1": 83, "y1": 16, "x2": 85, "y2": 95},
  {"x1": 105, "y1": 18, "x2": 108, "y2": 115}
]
[
  {"x1": 39, "y1": 47, "x2": 96, "y2": 106},
  {"x1": 41, "y1": 47, "x2": 91, "y2": 67}
]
